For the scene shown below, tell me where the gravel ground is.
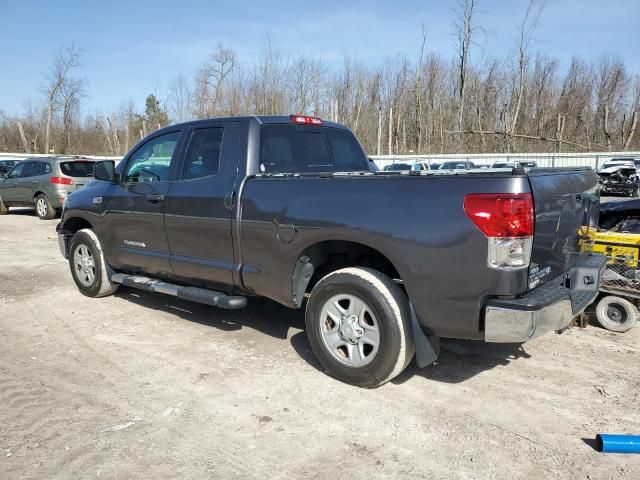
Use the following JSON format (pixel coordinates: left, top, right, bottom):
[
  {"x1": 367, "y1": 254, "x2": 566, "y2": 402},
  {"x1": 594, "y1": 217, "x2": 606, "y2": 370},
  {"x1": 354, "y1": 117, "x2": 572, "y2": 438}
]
[{"x1": 0, "y1": 208, "x2": 639, "y2": 479}]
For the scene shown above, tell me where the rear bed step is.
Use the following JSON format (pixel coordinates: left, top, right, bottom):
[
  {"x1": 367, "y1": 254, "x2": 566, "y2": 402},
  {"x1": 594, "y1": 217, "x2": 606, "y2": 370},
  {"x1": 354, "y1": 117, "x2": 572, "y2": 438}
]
[{"x1": 110, "y1": 273, "x2": 247, "y2": 310}]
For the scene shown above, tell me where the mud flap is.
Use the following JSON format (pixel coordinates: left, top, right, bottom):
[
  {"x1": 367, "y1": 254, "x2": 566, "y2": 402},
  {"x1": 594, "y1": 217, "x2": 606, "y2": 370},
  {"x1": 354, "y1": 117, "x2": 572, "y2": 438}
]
[{"x1": 410, "y1": 304, "x2": 440, "y2": 368}]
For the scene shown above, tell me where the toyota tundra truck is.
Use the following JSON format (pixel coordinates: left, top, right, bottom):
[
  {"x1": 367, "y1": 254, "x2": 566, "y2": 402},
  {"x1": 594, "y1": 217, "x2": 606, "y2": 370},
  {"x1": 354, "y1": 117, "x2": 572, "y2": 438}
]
[{"x1": 56, "y1": 115, "x2": 606, "y2": 387}]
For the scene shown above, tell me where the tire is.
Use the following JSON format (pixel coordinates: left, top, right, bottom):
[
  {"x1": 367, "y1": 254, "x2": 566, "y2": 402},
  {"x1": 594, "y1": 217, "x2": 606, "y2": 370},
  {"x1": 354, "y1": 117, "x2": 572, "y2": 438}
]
[
  {"x1": 595, "y1": 295, "x2": 637, "y2": 333},
  {"x1": 305, "y1": 267, "x2": 415, "y2": 388},
  {"x1": 69, "y1": 229, "x2": 119, "y2": 298},
  {"x1": 35, "y1": 194, "x2": 56, "y2": 220},
  {"x1": 0, "y1": 196, "x2": 8, "y2": 215}
]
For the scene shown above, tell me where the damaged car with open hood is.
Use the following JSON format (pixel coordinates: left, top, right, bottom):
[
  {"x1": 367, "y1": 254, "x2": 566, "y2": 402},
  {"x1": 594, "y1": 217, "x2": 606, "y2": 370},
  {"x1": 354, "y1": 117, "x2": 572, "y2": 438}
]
[{"x1": 597, "y1": 159, "x2": 640, "y2": 197}]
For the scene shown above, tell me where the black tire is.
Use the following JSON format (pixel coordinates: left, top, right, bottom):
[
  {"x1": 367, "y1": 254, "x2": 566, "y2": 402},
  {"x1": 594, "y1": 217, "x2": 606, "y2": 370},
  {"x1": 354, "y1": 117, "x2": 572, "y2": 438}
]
[
  {"x1": 305, "y1": 267, "x2": 415, "y2": 388},
  {"x1": 595, "y1": 295, "x2": 637, "y2": 333},
  {"x1": 69, "y1": 229, "x2": 119, "y2": 298},
  {"x1": 0, "y1": 196, "x2": 8, "y2": 215},
  {"x1": 35, "y1": 194, "x2": 56, "y2": 220}
]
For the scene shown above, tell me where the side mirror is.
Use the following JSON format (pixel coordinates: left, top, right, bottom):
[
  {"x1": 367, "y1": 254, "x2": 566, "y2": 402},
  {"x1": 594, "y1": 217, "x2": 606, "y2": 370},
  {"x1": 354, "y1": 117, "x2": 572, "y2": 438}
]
[{"x1": 94, "y1": 160, "x2": 117, "y2": 182}]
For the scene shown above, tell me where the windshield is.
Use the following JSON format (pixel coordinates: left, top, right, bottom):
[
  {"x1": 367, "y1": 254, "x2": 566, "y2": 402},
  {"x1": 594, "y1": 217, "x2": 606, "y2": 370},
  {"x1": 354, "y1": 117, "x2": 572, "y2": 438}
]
[
  {"x1": 602, "y1": 162, "x2": 633, "y2": 169},
  {"x1": 60, "y1": 161, "x2": 95, "y2": 177}
]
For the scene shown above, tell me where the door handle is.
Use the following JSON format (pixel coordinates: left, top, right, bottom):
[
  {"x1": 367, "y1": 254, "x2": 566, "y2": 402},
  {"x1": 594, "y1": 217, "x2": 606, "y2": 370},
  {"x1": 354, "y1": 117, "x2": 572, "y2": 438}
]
[
  {"x1": 32, "y1": 180, "x2": 39, "y2": 184},
  {"x1": 145, "y1": 194, "x2": 165, "y2": 203}
]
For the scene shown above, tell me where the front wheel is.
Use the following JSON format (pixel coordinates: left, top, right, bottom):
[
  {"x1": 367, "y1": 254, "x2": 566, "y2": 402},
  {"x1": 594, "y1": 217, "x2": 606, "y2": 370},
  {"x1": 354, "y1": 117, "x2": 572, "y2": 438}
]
[
  {"x1": 35, "y1": 194, "x2": 56, "y2": 220},
  {"x1": 69, "y1": 229, "x2": 119, "y2": 298},
  {"x1": 305, "y1": 267, "x2": 415, "y2": 388},
  {"x1": 595, "y1": 295, "x2": 638, "y2": 333}
]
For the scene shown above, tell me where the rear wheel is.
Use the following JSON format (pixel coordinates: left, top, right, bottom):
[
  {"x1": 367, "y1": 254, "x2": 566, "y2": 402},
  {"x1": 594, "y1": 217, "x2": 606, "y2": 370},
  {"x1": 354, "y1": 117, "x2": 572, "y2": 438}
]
[
  {"x1": 595, "y1": 295, "x2": 637, "y2": 333},
  {"x1": 69, "y1": 229, "x2": 118, "y2": 298},
  {"x1": 35, "y1": 194, "x2": 56, "y2": 220},
  {"x1": 305, "y1": 267, "x2": 415, "y2": 388}
]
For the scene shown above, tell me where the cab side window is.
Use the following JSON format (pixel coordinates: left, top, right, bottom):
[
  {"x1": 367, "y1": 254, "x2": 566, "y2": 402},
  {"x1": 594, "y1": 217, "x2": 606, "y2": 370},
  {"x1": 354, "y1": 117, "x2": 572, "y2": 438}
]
[
  {"x1": 182, "y1": 127, "x2": 224, "y2": 180},
  {"x1": 124, "y1": 132, "x2": 181, "y2": 183}
]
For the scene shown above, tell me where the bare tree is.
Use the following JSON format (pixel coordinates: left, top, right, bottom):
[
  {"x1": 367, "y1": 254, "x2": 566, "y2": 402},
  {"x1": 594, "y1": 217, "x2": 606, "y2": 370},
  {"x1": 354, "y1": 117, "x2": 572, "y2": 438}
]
[
  {"x1": 509, "y1": 0, "x2": 545, "y2": 141},
  {"x1": 453, "y1": 0, "x2": 478, "y2": 149},
  {"x1": 167, "y1": 73, "x2": 193, "y2": 122},
  {"x1": 43, "y1": 44, "x2": 82, "y2": 154}
]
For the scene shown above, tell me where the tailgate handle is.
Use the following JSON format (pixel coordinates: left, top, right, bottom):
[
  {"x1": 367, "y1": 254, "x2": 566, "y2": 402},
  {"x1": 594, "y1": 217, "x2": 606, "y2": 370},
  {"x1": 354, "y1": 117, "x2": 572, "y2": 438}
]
[{"x1": 145, "y1": 194, "x2": 165, "y2": 203}]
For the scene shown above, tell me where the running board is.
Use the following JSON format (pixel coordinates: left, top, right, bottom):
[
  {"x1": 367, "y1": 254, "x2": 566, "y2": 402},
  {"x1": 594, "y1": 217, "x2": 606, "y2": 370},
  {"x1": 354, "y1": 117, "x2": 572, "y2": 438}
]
[{"x1": 111, "y1": 273, "x2": 247, "y2": 310}]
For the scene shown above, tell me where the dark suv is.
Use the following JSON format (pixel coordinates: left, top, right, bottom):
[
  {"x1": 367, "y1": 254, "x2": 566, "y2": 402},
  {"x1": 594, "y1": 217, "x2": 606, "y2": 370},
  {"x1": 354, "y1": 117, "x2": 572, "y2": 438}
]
[{"x1": 0, "y1": 156, "x2": 95, "y2": 219}]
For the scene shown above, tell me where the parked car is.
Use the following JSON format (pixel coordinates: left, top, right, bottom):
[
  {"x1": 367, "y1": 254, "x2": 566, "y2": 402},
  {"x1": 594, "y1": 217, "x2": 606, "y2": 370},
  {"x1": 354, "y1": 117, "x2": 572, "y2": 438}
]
[
  {"x1": 0, "y1": 160, "x2": 18, "y2": 175},
  {"x1": 491, "y1": 161, "x2": 538, "y2": 168},
  {"x1": 0, "y1": 156, "x2": 96, "y2": 219},
  {"x1": 607, "y1": 157, "x2": 640, "y2": 171},
  {"x1": 438, "y1": 161, "x2": 476, "y2": 170},
  {"x1": 411, "y1": 161, "x2": 430, "y2": 171},
  {"x1": 598, "y1": 159, "x2": 636, "y2": 173},
  {"x1": 56, "y1": 115, "x2": 605, "y2": 388},
  {"x1": 383, "y1": 162, "x2": 412, "y2": 171}
]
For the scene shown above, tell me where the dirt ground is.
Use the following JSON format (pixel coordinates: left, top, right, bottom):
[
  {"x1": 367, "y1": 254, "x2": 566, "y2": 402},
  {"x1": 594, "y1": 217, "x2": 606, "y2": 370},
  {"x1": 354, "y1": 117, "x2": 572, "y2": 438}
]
[{"x1": 1, "y1": 208, "x2": 639, "y2": 480}]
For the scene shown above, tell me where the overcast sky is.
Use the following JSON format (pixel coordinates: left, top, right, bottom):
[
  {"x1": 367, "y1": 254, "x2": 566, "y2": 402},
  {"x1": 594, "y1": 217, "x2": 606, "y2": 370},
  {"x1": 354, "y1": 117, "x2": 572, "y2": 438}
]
[{"x1": 1, "y1": 0, "x2": 638, "y2": 115}]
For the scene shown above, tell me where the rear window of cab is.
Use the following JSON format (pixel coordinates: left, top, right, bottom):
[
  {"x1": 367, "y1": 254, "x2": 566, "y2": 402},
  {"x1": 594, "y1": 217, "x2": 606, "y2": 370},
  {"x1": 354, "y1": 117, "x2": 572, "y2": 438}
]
[{"x1": 259, "y1": 125, "x2": 368, "y2": 173}]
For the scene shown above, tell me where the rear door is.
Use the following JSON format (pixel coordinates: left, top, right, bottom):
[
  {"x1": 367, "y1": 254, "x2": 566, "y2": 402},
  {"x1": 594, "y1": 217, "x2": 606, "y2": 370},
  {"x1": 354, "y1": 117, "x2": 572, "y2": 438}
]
[
  {"x1": 100, "y1": 129, "x2": 185, "y2": 276},
  {"x1": 164, "y1": 121, "x2": 241, "y2": 288},
  {"x1": 526, "y1": 168, "x2": 599, "y2": 290}
]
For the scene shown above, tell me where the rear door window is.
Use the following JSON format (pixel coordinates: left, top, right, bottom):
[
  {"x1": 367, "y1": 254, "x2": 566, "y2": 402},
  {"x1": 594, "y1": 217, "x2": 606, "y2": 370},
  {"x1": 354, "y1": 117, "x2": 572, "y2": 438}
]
[
  {"x1": 60, "y1": 161, "x2": 95, "y2": 177},
  {"x1": 21, "y1": 161, "x2": 39, "y2": 178},
  {"x1": 182, "y1": 127, "x2": 224, "y2": 179}
]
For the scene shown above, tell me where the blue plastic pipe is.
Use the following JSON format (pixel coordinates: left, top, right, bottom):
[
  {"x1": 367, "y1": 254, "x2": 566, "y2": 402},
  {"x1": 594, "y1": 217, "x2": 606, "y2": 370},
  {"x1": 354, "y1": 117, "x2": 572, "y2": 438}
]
[{"x1": 596, "y1": 434, "x2": 640, "y2": 453}]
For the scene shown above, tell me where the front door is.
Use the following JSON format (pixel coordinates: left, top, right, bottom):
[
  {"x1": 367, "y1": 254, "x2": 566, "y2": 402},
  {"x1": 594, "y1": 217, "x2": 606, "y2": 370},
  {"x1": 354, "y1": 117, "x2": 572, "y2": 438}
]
[
  {"x1": 13, "y1": 161, "x2": 38, "y2": 204},
  {"x1": 0, "y1": 162, "x2": 27, "y2": 203},
  {"x1": 100, "y1": 129, "x2": 185, "y2": 276},
  {"x1": 164, "y1": 122, "x2": 241, "y2": 289}
]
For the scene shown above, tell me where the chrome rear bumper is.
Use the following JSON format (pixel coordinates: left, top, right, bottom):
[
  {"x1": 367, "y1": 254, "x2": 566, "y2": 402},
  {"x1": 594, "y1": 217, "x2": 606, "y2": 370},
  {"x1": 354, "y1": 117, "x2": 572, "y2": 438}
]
[{"x1": 484, "y1": 255, "x2": 606, "y2": 343}]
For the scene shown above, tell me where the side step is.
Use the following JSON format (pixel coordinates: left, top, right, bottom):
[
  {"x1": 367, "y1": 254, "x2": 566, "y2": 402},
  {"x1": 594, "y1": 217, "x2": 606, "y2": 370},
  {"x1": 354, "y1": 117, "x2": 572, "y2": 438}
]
[{"x1": 111, "y1": 273, "x2": 247, "y2": 310}]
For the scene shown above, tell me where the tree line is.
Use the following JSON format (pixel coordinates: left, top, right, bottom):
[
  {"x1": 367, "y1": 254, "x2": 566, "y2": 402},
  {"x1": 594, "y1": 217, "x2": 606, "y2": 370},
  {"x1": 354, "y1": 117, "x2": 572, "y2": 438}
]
[{"x1": 1, "y1": 0, "x2": 638, "y2": 157}]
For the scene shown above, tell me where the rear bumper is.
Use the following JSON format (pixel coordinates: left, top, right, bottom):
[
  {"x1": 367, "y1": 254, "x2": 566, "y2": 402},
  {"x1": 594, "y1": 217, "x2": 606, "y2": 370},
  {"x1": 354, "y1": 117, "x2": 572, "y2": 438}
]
[{"x1": 484, "y1": 255, "x2": 606, "y2": 342}]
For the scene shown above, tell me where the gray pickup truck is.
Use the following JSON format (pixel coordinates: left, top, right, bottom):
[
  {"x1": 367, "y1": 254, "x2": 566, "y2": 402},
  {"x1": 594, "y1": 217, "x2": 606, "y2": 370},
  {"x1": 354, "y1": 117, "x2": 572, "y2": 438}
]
[{"x1": 56, "y1": 115, "x2": 606, "y2": 387}]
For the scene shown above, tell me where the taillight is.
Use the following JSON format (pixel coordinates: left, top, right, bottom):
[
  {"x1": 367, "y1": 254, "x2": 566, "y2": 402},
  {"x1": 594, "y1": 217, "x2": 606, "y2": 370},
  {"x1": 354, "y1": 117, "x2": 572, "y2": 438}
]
[
  {"x1": 464, "y1": 193, "x2": 534, "y2": 270},
  {"x1": 290, "y1": 115, "x2": 323, "y2": 126},
  {"x1": 51, "y1": 176, "x2": 74, "y2": 185}
]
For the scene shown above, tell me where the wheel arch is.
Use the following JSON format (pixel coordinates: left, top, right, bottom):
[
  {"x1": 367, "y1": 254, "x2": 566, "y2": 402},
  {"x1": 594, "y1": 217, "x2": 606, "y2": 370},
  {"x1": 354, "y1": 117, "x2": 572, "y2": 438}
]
[
  {"x1": 290, "y1": 238, "x2": 405, "y2": 308},
  {"x1": 58, "y1": 215, "x2": 95, "y2": 235}
]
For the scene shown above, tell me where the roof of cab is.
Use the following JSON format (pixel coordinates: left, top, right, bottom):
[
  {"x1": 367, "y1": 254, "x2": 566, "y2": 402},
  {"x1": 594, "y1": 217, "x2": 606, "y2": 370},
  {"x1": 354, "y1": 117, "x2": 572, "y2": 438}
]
[{"x1": 167, "y1": 115, "x2": 349, "y2": 131}]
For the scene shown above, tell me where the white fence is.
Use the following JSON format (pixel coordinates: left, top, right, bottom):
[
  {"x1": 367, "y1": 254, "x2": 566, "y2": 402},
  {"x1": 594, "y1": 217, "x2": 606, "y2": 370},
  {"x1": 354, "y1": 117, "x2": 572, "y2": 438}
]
[
  {"x1": 370, "y1": 151, "x2": 640, "y2": 170},
  {"x1": 2, "y1": 151, "x2": 640, "y2": 171}
]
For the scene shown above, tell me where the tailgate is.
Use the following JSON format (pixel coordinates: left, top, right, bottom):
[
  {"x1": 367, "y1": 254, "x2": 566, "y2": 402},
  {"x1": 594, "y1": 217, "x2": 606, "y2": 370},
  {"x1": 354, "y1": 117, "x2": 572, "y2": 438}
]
[{"x1": 526, "y1": 168, "x2": 599, "y2": 291}]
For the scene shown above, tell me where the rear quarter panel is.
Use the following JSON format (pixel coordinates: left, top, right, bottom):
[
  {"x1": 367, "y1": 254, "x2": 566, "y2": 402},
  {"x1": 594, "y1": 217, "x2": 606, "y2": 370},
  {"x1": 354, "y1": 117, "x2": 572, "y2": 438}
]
[{"x1": 239, "y1": 173, "x2": 531, "y2": 339}]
